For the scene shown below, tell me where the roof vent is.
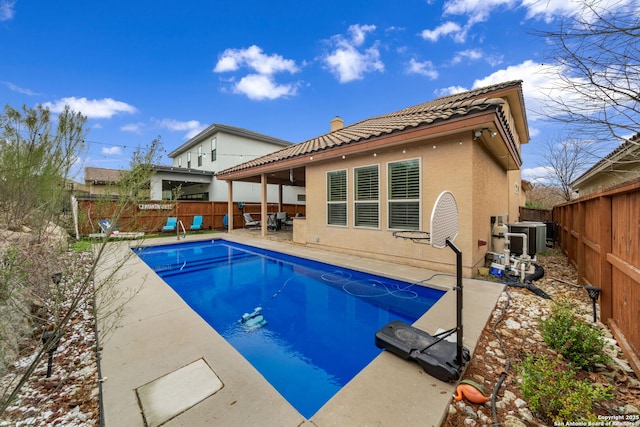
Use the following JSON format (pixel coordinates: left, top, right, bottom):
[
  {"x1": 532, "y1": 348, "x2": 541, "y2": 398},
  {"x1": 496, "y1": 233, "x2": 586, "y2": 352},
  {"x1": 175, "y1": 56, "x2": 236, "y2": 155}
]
[{"x1": 330, "y1": 116, "x2": 344, "y2": 132}]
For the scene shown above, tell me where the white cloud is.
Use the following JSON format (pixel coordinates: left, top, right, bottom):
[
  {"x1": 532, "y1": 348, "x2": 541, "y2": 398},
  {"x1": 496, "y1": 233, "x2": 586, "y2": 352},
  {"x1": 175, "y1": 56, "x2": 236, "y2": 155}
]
[
  {"x1": 521, "y1": 0, "x2": 581, "y2": 22},
  {"x1": 101, "y1": 146, "x2": 122, "y2": 156},
  {"x1": 420, "y1": 21, "x2": 465, "y2": 43},
  {"x1": 524, "y1": 0, "x2": 639, "y2": 24},
  {"x1": 432, "y1": 60, "x2": 584, "y2": 122},
  {"x1": 439, "y1": 0, "x2": 629, "y2": 27},
  {"x1": 214, "y1": 45, "x2": 299, "y2": 75},
  {"x1": 435, "y1": 85, "x2": 468, "y2": 97},
  {"x1": 528, "y1": 126, "x2": 540, "y2": 138},
  {"x1": 43, "y1": 97, "x2": 137, "y2": 119},
  {"x1": 121, "y1": 122, "x2": 145, "y2": 134},
  {"x1": 443, "y1": 0, "x2": 517, "y2": 23},
  {"x1": 451, "y1": 49, "x2": 482, "y2": 64},
  {"x1": 157, "y1": 118, "x2": 201, "y2": 132},
  {"x1": 348, "y1": 24, "x2": 377, "y2": 46},
  {"x1": 450, "y1": 49, "x2": 503, "y2": 67},
  {"x1": 2, "y1": 81, "x2": 39, "y2": 96},
  {"x1": 521, "y1": 165, "x2": 554, "y2": 183},
  {"x1": 213, "y1": 45, "x2": 300, "y2": 100},
  {"x1": 470, "y1": 59, "x2": 584, "y2": 121},
  {"x1": 213, "y1": 55, "x2": 240, "y2": 73},
  {"x1": 406, "y1": 59, "x2": 439, "y2": 79},
  {"x1": 323, "y1": 24, "x2": 384, "y2": 83},
  {"x1": 234, "y1": 74, "x2": 298, "y2": 100},
  {"x1": 0, "y1": 0, "x2": 16, "y2": 21},
  {"x1": 156, "y1": 118, "x2": 206, "y2": 139}
]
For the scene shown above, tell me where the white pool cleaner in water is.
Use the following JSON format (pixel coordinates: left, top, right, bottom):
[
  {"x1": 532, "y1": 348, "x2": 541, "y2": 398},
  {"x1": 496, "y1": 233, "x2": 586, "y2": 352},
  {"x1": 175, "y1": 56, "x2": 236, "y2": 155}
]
[{"x1": 239, "y1": 306, "x2": 267, "y2": 332}]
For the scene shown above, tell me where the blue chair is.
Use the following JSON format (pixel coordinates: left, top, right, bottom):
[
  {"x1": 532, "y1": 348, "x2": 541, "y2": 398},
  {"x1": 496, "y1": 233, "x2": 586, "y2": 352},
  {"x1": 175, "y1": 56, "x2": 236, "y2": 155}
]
[
  {"x1": 98, "y1": 219, "x2": 115, "y2": 233},
  {"x1": 190, "y1": 215, "x2": 203, "y2": 231},
  {"x1": 162, "y1": 217, "x2": 177, "y2": 232}
]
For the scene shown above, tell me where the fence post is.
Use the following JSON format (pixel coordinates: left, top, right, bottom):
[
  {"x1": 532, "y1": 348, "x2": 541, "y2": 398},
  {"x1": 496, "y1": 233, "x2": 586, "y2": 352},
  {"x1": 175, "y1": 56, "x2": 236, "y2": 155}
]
[
  {"x1": 576, "y1": 201, "x2": 585, "y2": 284},
  {"x1": 598, "y1": 196, "x2": 613, "y2": 321}
]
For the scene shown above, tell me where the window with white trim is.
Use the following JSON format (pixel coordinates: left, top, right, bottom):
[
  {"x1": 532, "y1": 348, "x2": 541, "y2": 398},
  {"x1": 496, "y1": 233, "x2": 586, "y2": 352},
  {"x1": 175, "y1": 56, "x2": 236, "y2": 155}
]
[
  {"x1": 178, "y1": 156, "x2": 182, "y2": 168},
  {"x1": 211, "y1": 137, "x2": 217, "y2": 161},
  {"x1": 197, "y1": 145, "x2": 203, "y2": 167},
  {"x1": 327, "y1": 169, "x2": 347, "y2": 226},
  {"x1": 187, "y1": 152, "x2": 191, "y2": 168},
  {"x1": 388, "y1": 158, "x2": 420, "y2": 229},
  {"x1": 354, "y1": 165, "x2": 379, "y2": 228}
]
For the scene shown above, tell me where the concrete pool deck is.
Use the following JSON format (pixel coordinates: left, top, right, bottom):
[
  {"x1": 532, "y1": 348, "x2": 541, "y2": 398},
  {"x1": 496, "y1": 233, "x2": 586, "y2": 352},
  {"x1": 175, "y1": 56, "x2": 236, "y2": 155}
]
[{"x1": 97, "y1": 233, "x2": 504, "y2": 426}]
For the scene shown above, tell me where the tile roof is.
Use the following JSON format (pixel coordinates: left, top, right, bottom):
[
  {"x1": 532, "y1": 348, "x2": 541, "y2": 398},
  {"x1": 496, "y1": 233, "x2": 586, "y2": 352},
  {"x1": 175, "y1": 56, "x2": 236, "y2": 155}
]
[
  {"x1": 571, "y1": 132, "x2": 640, "y2": 186},
  {"x1": 217, "y1": 80, "x2": 523, "y2": 177},
  {"x1": 84, "y1": 167, "x2": 127, "y2": 183}
]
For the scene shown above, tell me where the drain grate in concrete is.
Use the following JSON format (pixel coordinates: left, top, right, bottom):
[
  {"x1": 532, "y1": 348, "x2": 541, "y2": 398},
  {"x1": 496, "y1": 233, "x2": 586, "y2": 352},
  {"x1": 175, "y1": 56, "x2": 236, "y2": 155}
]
[{"x1": 136, "y1": 358, "x2": 223, "y2": 427}]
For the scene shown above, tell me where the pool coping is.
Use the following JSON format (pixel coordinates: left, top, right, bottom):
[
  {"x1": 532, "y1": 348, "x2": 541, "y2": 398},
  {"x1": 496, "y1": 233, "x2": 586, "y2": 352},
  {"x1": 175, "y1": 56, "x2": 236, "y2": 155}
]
[{"x1": 97, "y1": 233, "x2": 504, "y2": 426}]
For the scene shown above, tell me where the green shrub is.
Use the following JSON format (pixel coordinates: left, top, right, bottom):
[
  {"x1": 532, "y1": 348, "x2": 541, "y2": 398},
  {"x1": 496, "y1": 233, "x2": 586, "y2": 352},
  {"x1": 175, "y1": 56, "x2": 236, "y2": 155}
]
[
  {"x1": 541, "y1": 299, "x2": 609, "y2": 369},
  {"x1": 518, "y1": 354, "x2": 614, "y2": 423},
  {"x1": 71, "y1": 239, "x2": 93, "y2": 252}
]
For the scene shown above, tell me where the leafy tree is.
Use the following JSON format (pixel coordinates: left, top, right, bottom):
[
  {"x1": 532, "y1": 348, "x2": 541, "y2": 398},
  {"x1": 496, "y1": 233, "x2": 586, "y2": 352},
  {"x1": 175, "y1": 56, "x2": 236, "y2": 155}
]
[
  {"x1": 0, "y1": 104, "x2": 87, "y2": 237},
  {"x1": 0, "y1": 103, "x2": 163, "y2": 418}
]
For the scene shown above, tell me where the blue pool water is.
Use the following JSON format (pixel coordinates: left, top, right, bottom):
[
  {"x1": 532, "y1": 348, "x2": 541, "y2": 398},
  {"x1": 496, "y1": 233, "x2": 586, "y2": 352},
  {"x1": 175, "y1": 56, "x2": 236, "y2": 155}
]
[{"x1": 134, "y1": 239, "x2": 444, "y2": 418}]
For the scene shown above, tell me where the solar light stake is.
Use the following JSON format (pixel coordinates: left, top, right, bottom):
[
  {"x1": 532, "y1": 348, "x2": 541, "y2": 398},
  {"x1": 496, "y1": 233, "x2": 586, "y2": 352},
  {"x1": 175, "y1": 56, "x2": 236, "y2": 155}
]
[
  {"x1": 585, "y1": 286, "x2": 601, "y2": 322},
  {"x1": 41, "y1": 327, "x2": 61, "y2": 378},
  {"x1": 51, "y1": 272, "x2": 62, "y2": 285}
]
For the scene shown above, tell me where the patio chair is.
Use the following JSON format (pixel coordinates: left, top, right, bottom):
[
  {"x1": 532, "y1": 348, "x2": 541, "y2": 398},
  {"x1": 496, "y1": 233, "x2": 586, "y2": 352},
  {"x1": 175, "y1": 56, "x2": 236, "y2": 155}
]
[
  {"x1": 267, "y1": 213, "x2": 279, "y2": 231},
  {"x1": 190, "y1": 215, "x2": 203, "y2": 231},
  {"x1": 285, "y1": 215, "x2": 294, "y2": 228},
  {"x1": 276, "y1": 212, "x2": 292, "y2": 230},
  {"x1": 162, "y1": 217, "x2": 178, "y2": 232},
  {"x1": 99, "y1": 219, "x2": 115, "y2": 233},
  {"x1": 243, "y1": 213, "x2": 261, "y2": 228},
  {"x1": 91, "y1": 219, "x2": 144, "y2": 239}
]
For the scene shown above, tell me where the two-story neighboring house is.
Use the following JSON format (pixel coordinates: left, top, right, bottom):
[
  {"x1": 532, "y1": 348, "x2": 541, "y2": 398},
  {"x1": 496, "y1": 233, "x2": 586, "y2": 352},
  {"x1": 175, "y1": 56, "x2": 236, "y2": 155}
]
[{"x1": 153, "y1": 124, "x2": 305, "y2": 203}]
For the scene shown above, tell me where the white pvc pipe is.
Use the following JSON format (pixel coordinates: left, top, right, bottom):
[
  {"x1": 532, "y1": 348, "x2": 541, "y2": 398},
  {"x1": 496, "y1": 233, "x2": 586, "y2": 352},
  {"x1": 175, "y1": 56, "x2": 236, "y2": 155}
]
[{"x1": 506, "y1": 232, "x2": 528, "y2": 258}]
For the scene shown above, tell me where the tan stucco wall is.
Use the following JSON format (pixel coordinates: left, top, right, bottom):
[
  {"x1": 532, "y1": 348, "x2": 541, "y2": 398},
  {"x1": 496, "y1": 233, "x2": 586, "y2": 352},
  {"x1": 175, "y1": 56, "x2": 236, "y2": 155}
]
[
  {"x1": 88, "y1": 183, "x2": 120, "y2": 196},
  {"x1": 470, "y1": 144, "x2": 521, "y2": 273},
  {"x1": 576, "y1": 168, "x2": 640, "y2": 196},
  {"x1": 301, "y1": 133, "x2": 519, "y2": 277}
]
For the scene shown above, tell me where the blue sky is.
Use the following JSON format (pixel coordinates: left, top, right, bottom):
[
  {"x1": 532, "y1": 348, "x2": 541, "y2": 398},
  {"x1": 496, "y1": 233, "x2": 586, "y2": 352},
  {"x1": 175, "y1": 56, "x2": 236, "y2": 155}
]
[{"x1": 0, "y1": 0, "x2": 611, "y2": 181}]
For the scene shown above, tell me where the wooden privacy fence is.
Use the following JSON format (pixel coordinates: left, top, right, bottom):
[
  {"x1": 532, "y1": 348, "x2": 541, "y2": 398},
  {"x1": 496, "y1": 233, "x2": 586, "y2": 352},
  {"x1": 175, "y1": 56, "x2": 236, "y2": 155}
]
[
  {"x1": 553, "y1": 177, "x2": 640, "y2": 376},
  {"x1": 519, "y1": 206, "x2": 552, "y2": 223},
  {"x1": 77, "y1": 199, "x2": 306, "y2": 235}
]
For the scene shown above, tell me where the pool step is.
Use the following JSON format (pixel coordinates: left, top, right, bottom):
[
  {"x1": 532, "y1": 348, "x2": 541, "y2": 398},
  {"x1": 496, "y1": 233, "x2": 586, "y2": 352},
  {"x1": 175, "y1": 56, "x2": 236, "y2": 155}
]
[{"x1": 153, "y1": 251, "x2": 257, "y2": 276}]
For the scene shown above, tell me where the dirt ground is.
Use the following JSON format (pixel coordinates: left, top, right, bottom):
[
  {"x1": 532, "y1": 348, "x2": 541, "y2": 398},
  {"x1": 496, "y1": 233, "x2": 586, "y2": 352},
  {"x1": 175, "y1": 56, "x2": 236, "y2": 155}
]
[{"x1": 441, "y1": 249, "x2": 640, "y2": 426}]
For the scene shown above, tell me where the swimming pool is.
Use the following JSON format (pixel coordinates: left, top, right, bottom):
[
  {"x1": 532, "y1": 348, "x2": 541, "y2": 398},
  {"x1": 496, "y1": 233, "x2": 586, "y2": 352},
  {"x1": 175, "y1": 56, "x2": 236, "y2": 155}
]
[{"x1": 134, "y1": 239, "x2": 444, "y2": 418}]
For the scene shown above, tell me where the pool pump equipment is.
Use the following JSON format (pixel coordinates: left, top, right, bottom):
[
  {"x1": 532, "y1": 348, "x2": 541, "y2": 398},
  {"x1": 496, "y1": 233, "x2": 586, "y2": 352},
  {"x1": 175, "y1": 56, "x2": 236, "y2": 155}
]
[
  {"x1": 488, "y1": 216, "x2": 550, "y2": 299},
  {"x1": 376, "y1": 191, "x2": 469, "y2": 383},
  {"x1": 239, "y1": 306, "x2": 267, "y2": 332}
]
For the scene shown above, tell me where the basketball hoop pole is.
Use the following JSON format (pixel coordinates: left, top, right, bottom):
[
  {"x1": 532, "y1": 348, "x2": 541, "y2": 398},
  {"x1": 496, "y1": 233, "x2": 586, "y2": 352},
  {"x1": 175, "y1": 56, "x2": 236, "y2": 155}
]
[{"x1": 446, "y1": 238, "x2": 464, "y2": 367}]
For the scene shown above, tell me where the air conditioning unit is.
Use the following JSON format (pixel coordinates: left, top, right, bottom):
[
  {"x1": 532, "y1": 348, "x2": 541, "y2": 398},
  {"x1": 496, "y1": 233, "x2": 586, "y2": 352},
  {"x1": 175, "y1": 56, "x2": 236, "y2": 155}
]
[{"x1": 507, "y1": 222, "x2": 547, "y2": 256}]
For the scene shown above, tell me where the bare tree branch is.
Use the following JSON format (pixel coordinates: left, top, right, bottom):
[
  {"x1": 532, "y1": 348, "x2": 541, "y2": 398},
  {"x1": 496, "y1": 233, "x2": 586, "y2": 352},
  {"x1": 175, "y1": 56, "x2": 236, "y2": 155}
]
[{"x1": 535, "y1": 0, "x2": 640, "y2": 144}]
